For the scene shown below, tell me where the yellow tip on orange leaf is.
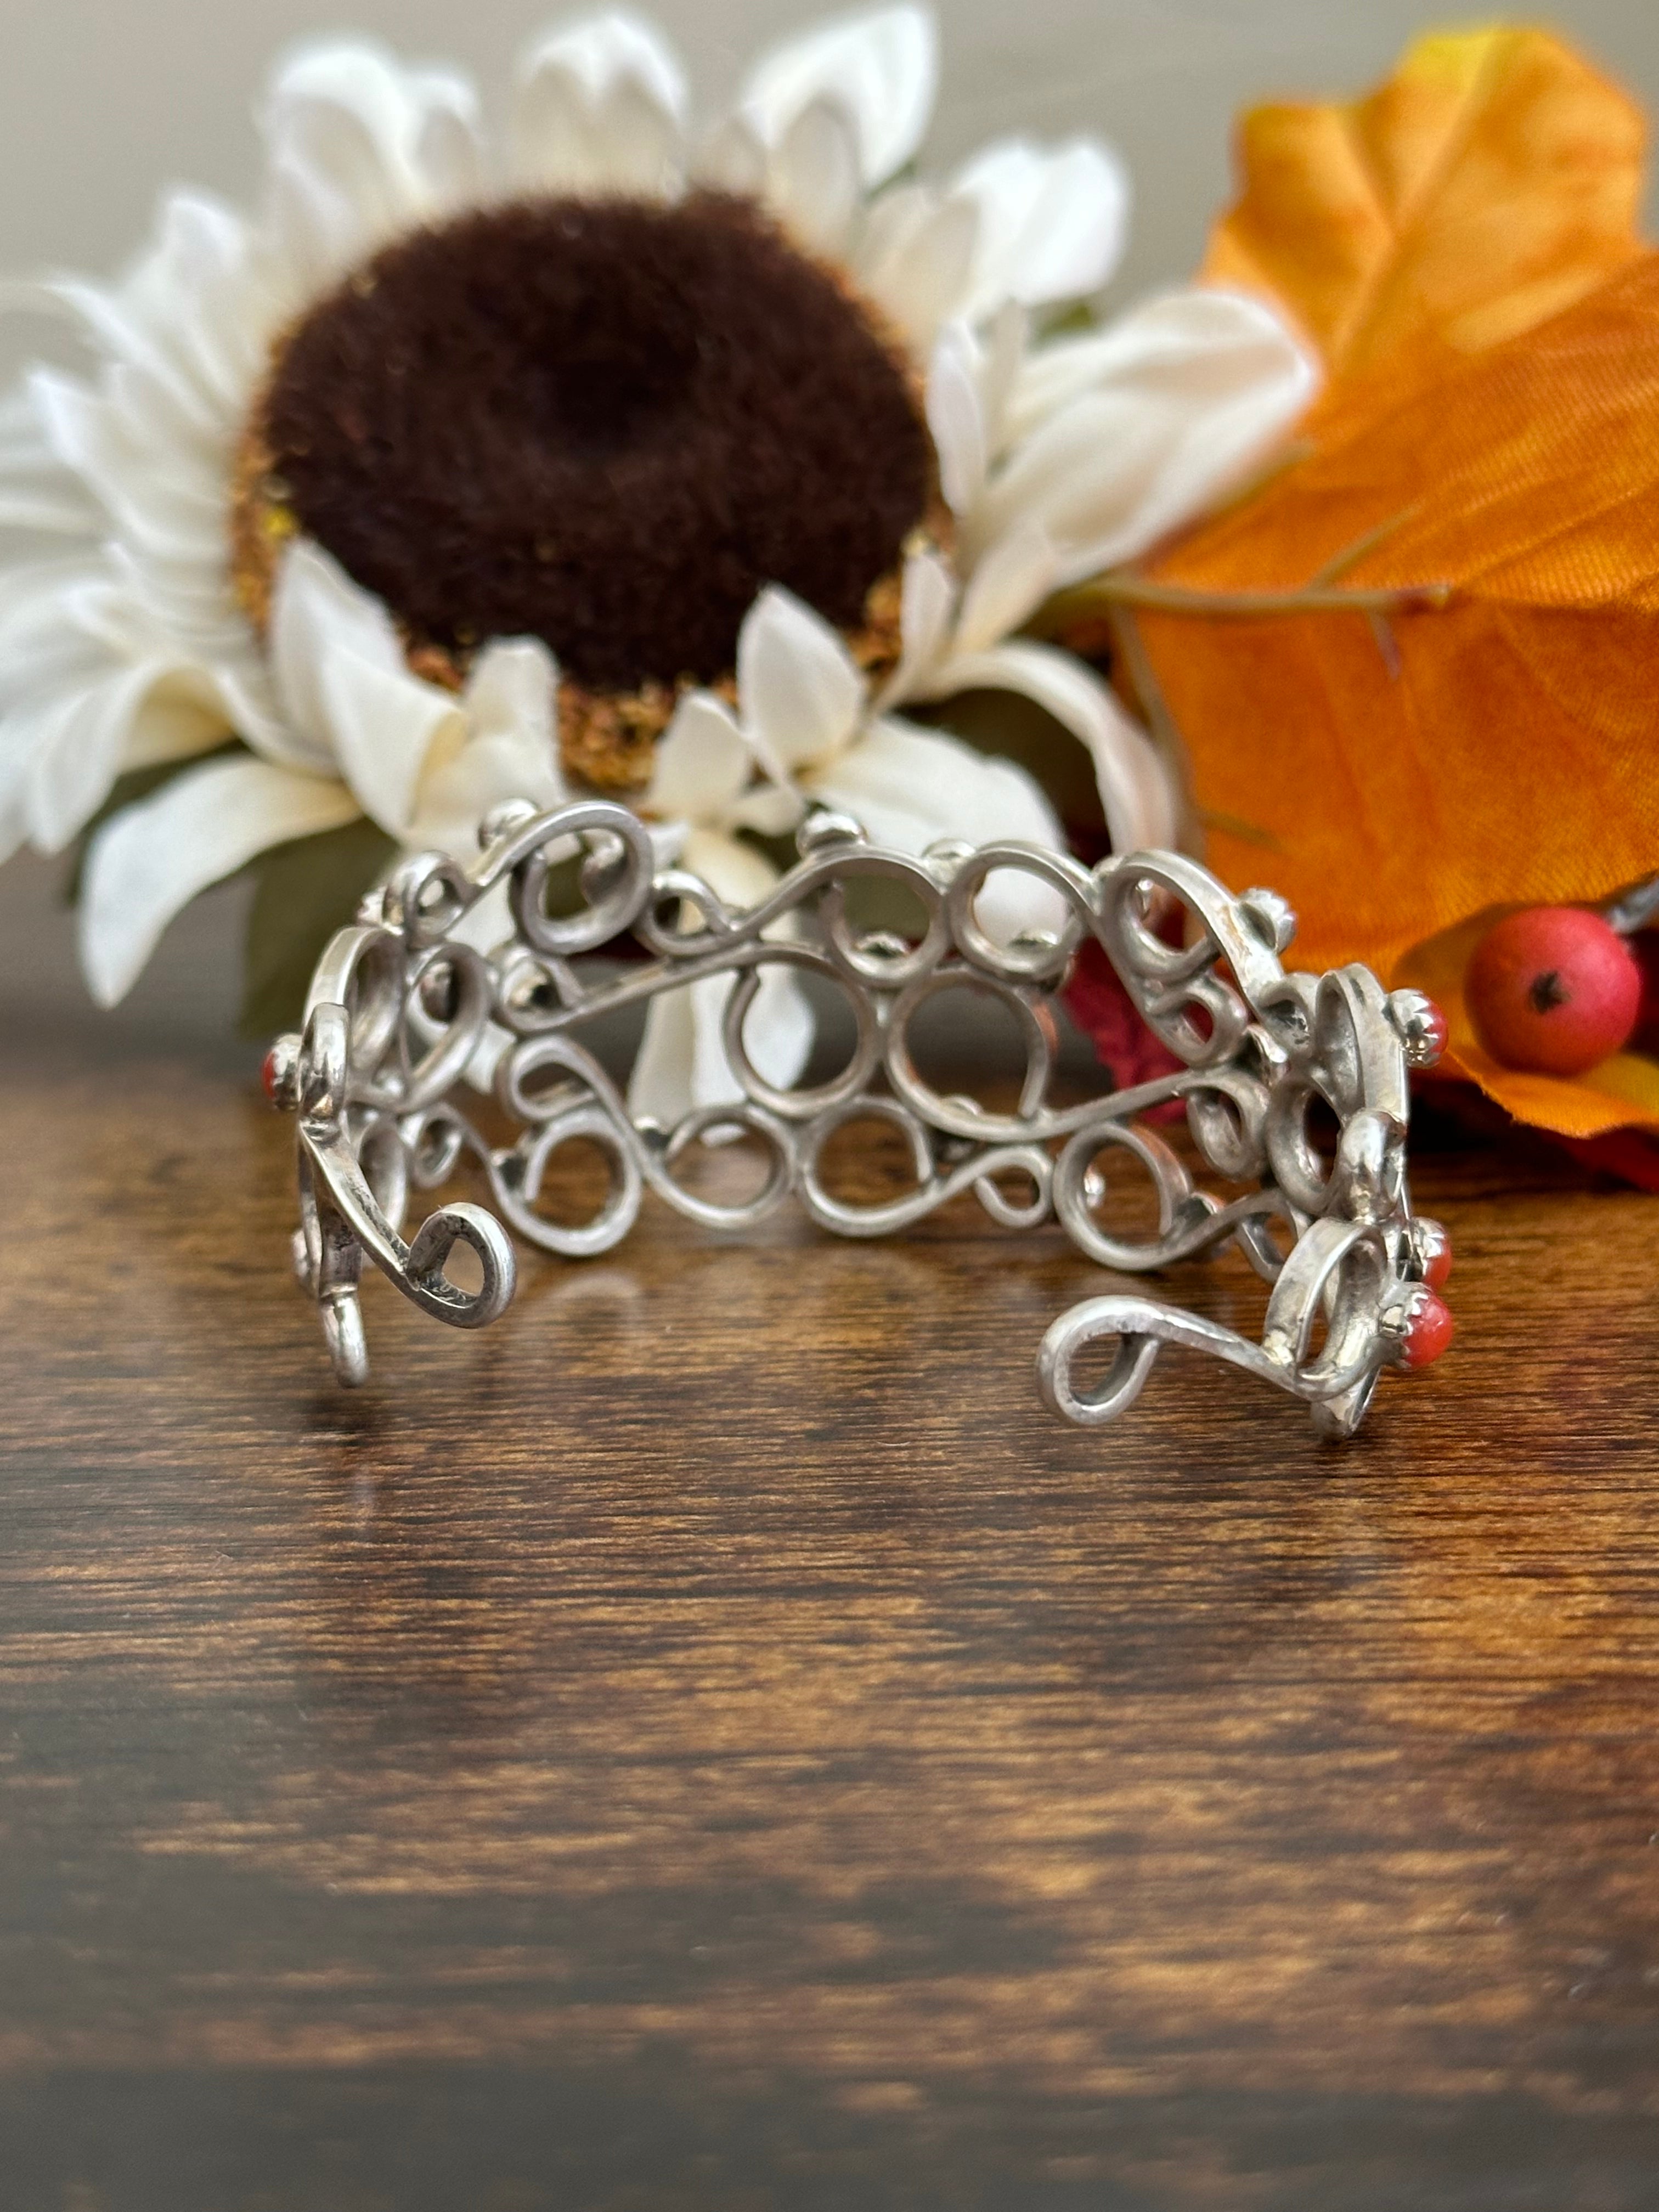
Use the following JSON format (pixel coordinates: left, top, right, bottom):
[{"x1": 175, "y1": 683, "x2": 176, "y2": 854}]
[{"x1": 1202, "y1": 24, "x2": 1646, "y2": 377}]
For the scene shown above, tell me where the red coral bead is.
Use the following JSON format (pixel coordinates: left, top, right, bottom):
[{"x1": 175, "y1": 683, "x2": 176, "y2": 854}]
[
  {"x1": 261, "y1": 1045, "x2": 284, "y2": 1104},
  {"x1": 1416, "y1": 997, "x2": 1449, "y2": 1066},
  {"x1": 1465, "y1": 907, "x2": 1640, "y2": 1077},
  {"x1": 1400, "y1": 1290, "x2": 1455, "y2": 1371},
  {"x1": 1418, "y1": 1224, "x2": 1452, "y2": 1290}
]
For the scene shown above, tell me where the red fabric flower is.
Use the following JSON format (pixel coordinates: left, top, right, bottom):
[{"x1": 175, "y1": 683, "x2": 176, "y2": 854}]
[{"x1": 1063, "y1": 938, "x2": 1184, "y2": 1111}]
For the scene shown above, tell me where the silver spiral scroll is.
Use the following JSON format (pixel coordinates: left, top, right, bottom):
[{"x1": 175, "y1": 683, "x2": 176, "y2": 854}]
[{"x1": 269, "y1": 798, "x2": 1447, "y2": 1434}]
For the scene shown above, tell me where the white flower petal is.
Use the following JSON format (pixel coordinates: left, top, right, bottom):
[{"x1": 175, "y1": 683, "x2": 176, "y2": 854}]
[
  {"x1": 0, "y1": 565, "x2": 201, "y2": 862},
  {"x1": 805, "y1": 713, "x2": 1054, "y2": 853},
  {"x1": 410, "y1": 730, "x2": 562, "y2": 858},
  {"x1": 0, "y1": 490, "x2": 101, "y2": 535},
  {"x1": 29, "y1": 369, "x2": 225, "y2": 568},
  {"x1": 627, "y1": 977, "x2": 701, "y2": 1127},
  {"x1": 628, "y1": 827, "x2": 810, "y2": 1124},
  {"x1": 122, "y1": 679, "x2": 234, "y2": 770},
  {"x1": 0, "y1": 383, "x2": 93, "y2": 539},
  {"x1": 517, "y1": 73, "x2": 680, "y2": 191},
  {"x1": 408, "y1": 636, "x2": 565, "y2": 855},
  {"x1": 269, "y1": 539, "x2": 403, "y2": 770},
  {"x1": 266, "y1": 154, "x2": 366, "y2": 295},
  {"x1": 512, "y1": 11, "x2": 686, "y2": 195},
  {"x1": 518, "y1": 10, "x2": 686, "y2": 119},
  {"x1": 44, "y1": 280, "x2": 223, "y2": 448},
  {"x1": 951, "y1": 518, "x2": 1058, "y2": 656},
  {"x1": 266, "y1": 41, "x2": 482, "y2": 200},
  {"x1": 765, "y1": 95, "x2": 862, "y2": 256},
  {"x1": 807, "y1": 715, "x2": 1068, "y2": 940},
  {"x1": 24, "y1": 662, "x2": 226, "y2": 853},
  {"x1": 269, "y1": 540, "x2": 464, "y2": 830},
  {"x1": 13, "y1": 680, "x2": 135, "y2": 854},
  {"x1": 924, "y1": 324, "x2": 989, "y2": 516},
  {"x1": 0, "y1": 381, "x2": 49, "y2": 452},
  {"x1": 1005, "y1": 286, "x2": 1268, "y2": 435},
  {"x1": 115, "y1": 190, "x2": 277, "y2": 415},
  {"x1": 598, "y1": 76, "x2": 686, "y2": 195},
  {"x1": 736, "y1": 586, "x2": 866, "y2": 773},
  {"x1": 415, "y1": 100, "x2": 486, "y2": 207},
  {"x1": 696, "y1": 114, "x2": 769, "y2": 196},
  {"x1": 860, "y1": 190, "x2": 979, "y2": 349},
  {"x1": 738, "y1": 4, "x2": 937, "y2": 188},
  {"x1": 851, "y1": 179, "x2": 932, "y2": 282},
  {"x1": 953, "y1": 137, "x2": 1128, "y2": 321},
  {"x1": 985, "y1": 288, "x2": 1319, "y2": 578},
  {"x1": 645, "y1": 691, "x2": 753, "y2": 823},
  {"x1": 542, "y1": 82, "x2": 640, "y2": 196},
  {"x1": 0, "y1": 560, "x2": 120, "y2": 699},
  {"x1": 978, "y1": 299, "x2": 1028, "y2": 462},
  {"x1": 462, "y1": 635, "x2": 561, "y2": 758},
  {"x1": 320, "y1": 649, "x2": 466, "y2": 842},
  {"x1": 723, "y1": 957, "x2": 815, "y2": 1097},
  {"x1": 263, "y1": 39, "x2": 481, "y2": 271},
  {"x1": 682, "y1": 822, "x2": 783, "y2": 910},
  {"x1": 727, "y1": 781, "x2": 805, "y2": 838},
  {"x1": 447, "y1": 878, "x2": 516, "y2": 960},
  {"x1": 926, "y1": 639, "x2": 1179, "y2": 854},
  {"x1": 874, "y1": 541, "x2": 956, "y2": 708},
  {"x1": 100, "y1": 359, "x2": 225, "y2": 487},
  {"x1": 0, "y1": 768, "x2": 26, "y2": 865},
  {"x1": 631, "y1": 960, "x2": 817, "y2": 1128},
  {"x1": 80, "y1": 755, "x2": 359, "y2": 1006},
  {"x1": 213, "y1": 662, "x2": 289, "y2": 760}
]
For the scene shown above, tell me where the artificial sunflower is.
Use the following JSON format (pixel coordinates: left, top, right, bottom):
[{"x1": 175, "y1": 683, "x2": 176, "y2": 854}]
[{"x1": 0, "y1": 3, "x2": 1315, "y2": 1115}]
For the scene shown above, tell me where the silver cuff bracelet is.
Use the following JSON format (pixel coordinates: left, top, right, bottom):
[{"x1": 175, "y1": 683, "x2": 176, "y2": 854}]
[{"x1": 266, "y1": 798, "x2": 1452, "y2": 1436}]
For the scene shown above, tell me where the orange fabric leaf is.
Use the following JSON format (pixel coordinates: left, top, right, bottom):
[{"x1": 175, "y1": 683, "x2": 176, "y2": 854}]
[
  {"x1": 1124, "y1": 254, "x2": 1659, "y2": 994},
  {"x1": 1203, "y1": 26, "x2": 1646, "y2": 376},
  {"x1": 1396, "y1": 907, "x2": 1659, "y2": 1137}
]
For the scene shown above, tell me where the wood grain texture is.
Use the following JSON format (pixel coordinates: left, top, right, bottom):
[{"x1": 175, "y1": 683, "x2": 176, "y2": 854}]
[{"x1": 3, "y1": 864, "x2": 1659, "y2": 2211}]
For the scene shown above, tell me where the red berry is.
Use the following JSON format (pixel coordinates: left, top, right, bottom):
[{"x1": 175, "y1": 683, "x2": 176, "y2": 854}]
[
  {"x1": 1465, "y1": 907, "x2": 1640, "y2": 1077},
  {"x1": 1399, "y1": 1289, "x2": 1455, "y2": 1371}
]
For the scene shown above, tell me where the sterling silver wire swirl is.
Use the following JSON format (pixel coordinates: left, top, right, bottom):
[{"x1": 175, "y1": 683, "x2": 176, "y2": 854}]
[{"x1": 268, "y1": 798, "x2": 1449, "y2": 1435}]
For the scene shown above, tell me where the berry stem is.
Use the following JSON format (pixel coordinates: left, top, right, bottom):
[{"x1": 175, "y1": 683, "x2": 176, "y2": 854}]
[{"x1": 1602, "y1": 873, "x2": 1659, "y2": 936}]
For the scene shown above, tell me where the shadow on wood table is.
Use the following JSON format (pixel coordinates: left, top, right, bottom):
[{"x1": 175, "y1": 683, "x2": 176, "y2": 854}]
[{"x1": 3, "y1": 856, "x2": 1657, "y2": 2211}]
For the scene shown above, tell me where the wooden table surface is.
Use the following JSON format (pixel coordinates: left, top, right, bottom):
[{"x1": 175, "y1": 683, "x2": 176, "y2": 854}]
[{"x1": 4, "y1": 857, "x2": 1658, "y2": 2211}]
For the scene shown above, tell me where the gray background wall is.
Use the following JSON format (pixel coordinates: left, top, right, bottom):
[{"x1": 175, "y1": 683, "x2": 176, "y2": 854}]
[
  {"x1": 2, "y1": 0, "x2": 1656, "y2": 365},
  {"x1": 1, "y1": 0, "x2": 1656, "y2": 1022}
]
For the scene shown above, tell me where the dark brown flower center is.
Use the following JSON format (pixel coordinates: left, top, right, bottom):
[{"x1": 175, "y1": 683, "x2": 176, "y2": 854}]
[{"x1": 249, "y1": 193, "x2": 935, "y2": 696}]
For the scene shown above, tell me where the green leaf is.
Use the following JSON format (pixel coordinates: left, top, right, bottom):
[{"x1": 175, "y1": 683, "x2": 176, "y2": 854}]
[
  {"x1": 1042, "y1": 300, "x2": 1103, "y2": 339},
  {"x1": 239, "y1": 815, "x2": 399, "y2": 1039}
]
